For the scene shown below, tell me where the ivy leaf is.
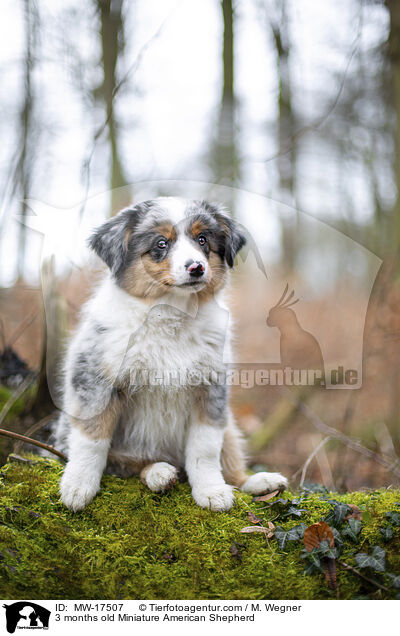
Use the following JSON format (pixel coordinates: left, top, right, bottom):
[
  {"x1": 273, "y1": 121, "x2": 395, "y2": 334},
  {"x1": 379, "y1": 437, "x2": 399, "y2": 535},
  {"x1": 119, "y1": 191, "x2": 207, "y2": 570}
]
[
  {"x1": 387, "y1": 573, "x2": 400, "y2": 589},
  {"x1": 301, "y1": 549, "x2": 323, "y2": 572},
  {"x1": 355, "y1": 546, "x2": 386, "y2": 572},
  {"x1": 333, "y1": 503, "x2": 353, "y2": 525},
  {"x1": 332, "y1": 527, "x2": 344, "y2": 556},
  {"x1": 268, "y1": 498, "x2": 289, "y2": 507},
  {"x1": 285, "y1": 506, "x2": 306, "y2": 517},
  {"x1": 379, "y1": 526, "x2": 393, "y2": 542},
  {"x1": 386, "y1": 512, "x2": 400, "y2": 526},
  {"x1": 342, "y1": 518, "x2": 362, "y2": 542},
  {"x1": 301, "y1": 542, "x2": 337, "y2": 588},
  {"x1": 301, "y1": 482, "x2": 328, "y2": 494},
  {"x1": 274, "y1": 523, "x2": 307, "y2": 549},
  {"x1": 318, "y1": 540, "x2": 338, "y2": 559}
]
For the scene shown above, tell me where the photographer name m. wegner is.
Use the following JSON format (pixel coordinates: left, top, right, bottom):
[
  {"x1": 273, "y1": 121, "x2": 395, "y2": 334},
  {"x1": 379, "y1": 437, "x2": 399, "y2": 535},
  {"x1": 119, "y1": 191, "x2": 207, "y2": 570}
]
[{"x1": 129, "y1": 365, "x2": 358, "y2": 388}]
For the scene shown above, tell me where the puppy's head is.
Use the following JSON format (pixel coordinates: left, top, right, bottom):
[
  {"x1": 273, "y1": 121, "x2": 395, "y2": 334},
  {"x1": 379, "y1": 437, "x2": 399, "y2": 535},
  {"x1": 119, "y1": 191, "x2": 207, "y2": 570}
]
[{"x1": 89, "y1": 198, "x2": 247, "y2": 300}]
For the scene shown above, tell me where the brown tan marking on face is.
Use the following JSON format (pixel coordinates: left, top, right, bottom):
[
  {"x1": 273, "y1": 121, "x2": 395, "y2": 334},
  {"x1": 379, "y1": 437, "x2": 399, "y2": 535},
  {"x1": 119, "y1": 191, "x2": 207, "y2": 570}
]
[
  {"x1": 141, "y1": 253, "x2": 175, "y2": 287},
  {"x1": 121, "y1": 254, "x2": 174, "y2": 300},
  {"x1": 189, "y1": 219, "x2": 209, "y2": 239},
  {"x1": 153, "y1": 223, "x2": 177, "y2": 242},
  {"x1": 197, "y1": 251, "x2": 227, "y2": 304}
]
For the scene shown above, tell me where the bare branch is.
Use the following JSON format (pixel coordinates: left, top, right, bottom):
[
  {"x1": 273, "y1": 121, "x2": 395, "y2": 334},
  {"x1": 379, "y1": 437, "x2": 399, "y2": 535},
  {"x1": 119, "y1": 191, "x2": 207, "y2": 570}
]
[
  {"x1": 338, "y1": 560, "x2": 390, "y2": 594},
  {"x1": 295, "y1": 436, "x2": 331, "y2": 488},
  {"x1": 0, "y1": 427, "x2": 66, "y2": 461},
  {"x1": 13, "y1": 410, "x2": 59, "y2": 454}
]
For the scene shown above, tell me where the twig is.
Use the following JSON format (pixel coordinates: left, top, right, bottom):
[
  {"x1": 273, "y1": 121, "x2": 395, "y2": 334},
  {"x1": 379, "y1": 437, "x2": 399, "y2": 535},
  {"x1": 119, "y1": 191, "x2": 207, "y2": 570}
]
[
  {"x1": 13, "y1": 410, "x2": 59, "y2": 454},
  {"x1": 338, "y1": 560, "x2": 390, "y2": 593},
  {"x1": 0, "y1": 428, "x2": 66, "y2": 461},
  {"x1": 0, "y1": 373, "x2": 38, "y2": 427},
  {"x1": 297, "y1": 436, "x2": 331, "y2": 488},
  {"x1": 278, "y1": 386, "x2": 400, "y2": 479}
]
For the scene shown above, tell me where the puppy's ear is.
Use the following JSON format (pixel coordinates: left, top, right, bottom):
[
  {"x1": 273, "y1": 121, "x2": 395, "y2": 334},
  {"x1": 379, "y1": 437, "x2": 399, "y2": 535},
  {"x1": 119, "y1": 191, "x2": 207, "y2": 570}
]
[
  {"x1": 214, "y1": 209, "x2": 247, "y2": 268},
  {"x1": 88, "y1": 205, "x2": 142, "y2": 277}
]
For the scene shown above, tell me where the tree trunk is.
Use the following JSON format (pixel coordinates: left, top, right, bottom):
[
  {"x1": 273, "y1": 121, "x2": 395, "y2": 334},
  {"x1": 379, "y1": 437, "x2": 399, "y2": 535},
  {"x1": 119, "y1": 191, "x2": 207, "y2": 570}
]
[
  {"x1": 98, "y1": 0, "x2": 127, "y2": 214},
  {"x1": 209, "y1": 0, "x2": 238, "y2": 209},
  {"x1": 385, "y1": 1, "x2": 400, "y2": 255},
  {"x1": 16, "y1": 0, "x2": 36, "y2": 279},
  {"x1": 270, "y1": 0, "x2": 297, "y2": 272}
]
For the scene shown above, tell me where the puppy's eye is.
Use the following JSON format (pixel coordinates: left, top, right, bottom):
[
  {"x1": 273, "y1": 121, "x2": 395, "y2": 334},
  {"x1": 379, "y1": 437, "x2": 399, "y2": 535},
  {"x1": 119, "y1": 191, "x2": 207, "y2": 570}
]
[
  {"x1": 157, "y1": 239, "x2": 168, "y2": 249},
  {"x1": 198, "y1": 235, "x2": 207, "y2": 246}
]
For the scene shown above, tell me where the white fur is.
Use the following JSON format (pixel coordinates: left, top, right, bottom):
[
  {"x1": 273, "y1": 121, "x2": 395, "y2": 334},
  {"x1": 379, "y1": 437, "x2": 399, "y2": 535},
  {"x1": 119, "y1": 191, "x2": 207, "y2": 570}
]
[
  {"x1": 185, "y1": 423, "x2": 234, "y2": 512},
  {"x1": 169, "y1": 234, "x2": 208, "y2": 285},
  {"x1": 143, "y1": 462, "x2": 178, "y2": 492},
  {"x1": 60, "y1": 428, "x2": 110, "y2": 511},
  {"x1": 60, "y1": 277, "x2": 233, "y2": 509},
  {"x1": 241, "y1": 472, "x2": 288, "y2": 495}
]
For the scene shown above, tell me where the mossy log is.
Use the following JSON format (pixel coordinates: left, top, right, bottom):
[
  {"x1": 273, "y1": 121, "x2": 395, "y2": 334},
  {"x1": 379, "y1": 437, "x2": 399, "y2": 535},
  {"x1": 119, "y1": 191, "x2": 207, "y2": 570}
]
[{"x1": 0, "y1": 455, "x2": 399, "y2": 600}]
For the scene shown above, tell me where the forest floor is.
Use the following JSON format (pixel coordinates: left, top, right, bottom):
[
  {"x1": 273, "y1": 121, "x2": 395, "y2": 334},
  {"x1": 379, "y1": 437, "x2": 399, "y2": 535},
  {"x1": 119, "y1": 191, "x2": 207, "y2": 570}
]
[{"x1": 0, "y1": 455, "x2": 399, "y2": 600}]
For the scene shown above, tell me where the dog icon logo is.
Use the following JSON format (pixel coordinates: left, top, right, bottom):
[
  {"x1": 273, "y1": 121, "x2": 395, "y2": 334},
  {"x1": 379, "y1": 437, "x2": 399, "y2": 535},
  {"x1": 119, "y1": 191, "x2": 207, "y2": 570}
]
[
  {"x1": 3, "y1": 602, "x2": 50, "y2": 633},
  {"x1": 266, "y1": 284, "x2": 325, "y2": 377}
]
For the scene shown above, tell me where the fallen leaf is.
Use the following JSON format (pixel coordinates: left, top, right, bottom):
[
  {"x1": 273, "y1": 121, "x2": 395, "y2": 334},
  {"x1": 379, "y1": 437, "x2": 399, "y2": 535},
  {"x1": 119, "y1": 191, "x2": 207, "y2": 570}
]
[
  {"x1": 229, "y1": 542, "x2": 246, "y2": 562},
  {"x1": 323, "y1": 556, "x2": 337, "y2": 590},
  {"x1": 161, "y1": 552, "x2": 177, "y2": 563},
  {"x1": 345, "y1": 504, "x2": 362, "y2": 521},
  {"x1": 240, "y1": 526, "x2": 275, "y2": 538},
  {"x1": 248, "y1": 511, "x2": 262, "y2": 524},
  {"x1": 303, "y1": 522, "x2": 336, "y2": 590},
  {"x1": 303, "y1": 522, "x2": 334, "y2": 552},
  {"x1": 253, "y1": 490, "x2": 280, "y2": 502}
]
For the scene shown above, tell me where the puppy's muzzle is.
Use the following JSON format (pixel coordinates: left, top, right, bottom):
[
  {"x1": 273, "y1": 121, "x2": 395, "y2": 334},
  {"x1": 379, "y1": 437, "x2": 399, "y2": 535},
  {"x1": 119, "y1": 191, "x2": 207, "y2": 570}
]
[{"x1": 185, "y1": 260, "x2": 206, "y2": 279}]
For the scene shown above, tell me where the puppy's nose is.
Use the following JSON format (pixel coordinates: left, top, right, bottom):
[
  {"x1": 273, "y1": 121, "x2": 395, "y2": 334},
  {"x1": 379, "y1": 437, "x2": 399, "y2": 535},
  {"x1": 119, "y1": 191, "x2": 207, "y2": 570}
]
[{"x1": 185, "y1": 260, "x2": 205, "y2": 278}]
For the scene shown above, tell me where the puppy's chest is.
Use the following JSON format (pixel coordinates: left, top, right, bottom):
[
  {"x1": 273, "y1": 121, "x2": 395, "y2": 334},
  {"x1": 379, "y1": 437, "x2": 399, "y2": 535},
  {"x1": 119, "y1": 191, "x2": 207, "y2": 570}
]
[{"x1": 116, "y1": 310, "x2": 225, "y2": 380}]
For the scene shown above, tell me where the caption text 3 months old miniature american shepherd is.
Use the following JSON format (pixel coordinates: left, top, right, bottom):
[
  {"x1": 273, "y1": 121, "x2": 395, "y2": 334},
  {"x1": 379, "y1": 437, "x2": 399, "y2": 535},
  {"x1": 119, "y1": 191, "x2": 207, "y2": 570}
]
[{"x1": 55, "y1": 197, "x2": 288, "y2": 512}]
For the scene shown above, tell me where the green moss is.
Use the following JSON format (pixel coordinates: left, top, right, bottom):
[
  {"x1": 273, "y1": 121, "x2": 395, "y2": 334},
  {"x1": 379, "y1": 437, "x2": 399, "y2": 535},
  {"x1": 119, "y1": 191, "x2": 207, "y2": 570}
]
[{"x1": 0, "y1": 456, "x2": 399, "y2": 600}]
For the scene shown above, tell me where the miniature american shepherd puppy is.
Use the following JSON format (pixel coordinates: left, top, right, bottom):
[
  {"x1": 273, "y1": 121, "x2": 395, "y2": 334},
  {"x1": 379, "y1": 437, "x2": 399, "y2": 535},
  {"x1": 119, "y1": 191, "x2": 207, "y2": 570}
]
[{"x1": 55, "y1": 197, "x2": 288, "y2": 512}]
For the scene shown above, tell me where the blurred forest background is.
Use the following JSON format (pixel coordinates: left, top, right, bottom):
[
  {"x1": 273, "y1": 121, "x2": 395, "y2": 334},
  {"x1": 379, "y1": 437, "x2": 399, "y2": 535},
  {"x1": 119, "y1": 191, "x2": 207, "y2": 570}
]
[{"x1": 1, "y1": 0, "x2": 400, "y2": 492}]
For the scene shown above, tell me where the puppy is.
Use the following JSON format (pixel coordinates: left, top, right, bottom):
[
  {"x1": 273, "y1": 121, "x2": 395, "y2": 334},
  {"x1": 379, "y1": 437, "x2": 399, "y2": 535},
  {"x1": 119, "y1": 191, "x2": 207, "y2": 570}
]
[{"x1": 55, "y1": 197, "x2": 288, "y2": 512}]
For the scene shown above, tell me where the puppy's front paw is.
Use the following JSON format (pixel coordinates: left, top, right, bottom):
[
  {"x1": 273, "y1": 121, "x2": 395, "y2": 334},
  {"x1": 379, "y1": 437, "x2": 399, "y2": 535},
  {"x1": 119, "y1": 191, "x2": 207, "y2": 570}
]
[
  {"x1": 240, "y1": 472, "x2": 288, "y2": 495},
  {"x1": 143, "y1": 462, "x2": 178, "y2": 493},
  {"x1": 60, "y1": 466, "x2": 101, "y2": 512},
  {"x1": 192, "y1": 484, "x2": 235, "y2": 512}
]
